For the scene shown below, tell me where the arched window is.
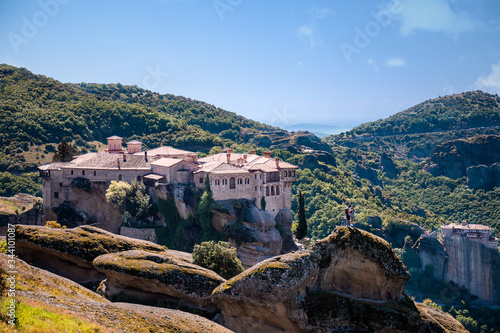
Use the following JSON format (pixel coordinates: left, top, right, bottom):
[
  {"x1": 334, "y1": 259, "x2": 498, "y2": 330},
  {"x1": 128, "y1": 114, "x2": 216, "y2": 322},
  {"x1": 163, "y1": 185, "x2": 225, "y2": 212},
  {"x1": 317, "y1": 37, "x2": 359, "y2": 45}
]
[
  {"x1": 118, "y1": 174, "x2": 122, "y2": 181},
  {"x1": 245, "y1": 178, "x2": 250, "y2": 184},
  {"x1": 266, "y1": 187, "x2": 270, "y2": 196},
  {"x1": 230, "y1": 177, "x2": 236, "y2": 189},
  {"x1": 271, "y1": 186, "x2": 275, "y2": 196},
  {"x1": 94, "y1": 170, "x2": 97, "y2": 176},
  {"x1": 276, "y1": 186, "x2": 280, "y2": 195},
  {"x1": 222, "y1": 178, "x2": 227, "y2": 185},
  {"x1": 238, "y1": 178, "x2": 242, "y2": 185}
]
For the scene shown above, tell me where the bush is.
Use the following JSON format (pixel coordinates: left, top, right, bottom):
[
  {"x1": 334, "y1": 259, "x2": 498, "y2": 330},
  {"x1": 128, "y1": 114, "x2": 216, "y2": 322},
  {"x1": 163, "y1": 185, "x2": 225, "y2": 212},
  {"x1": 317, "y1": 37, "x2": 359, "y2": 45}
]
[
  {"x1": 45, "y1": 221, "x2": 65, "y2": 229},
  {"x1": 192, "y1": 241, "x2": 244, "y2": 279}
]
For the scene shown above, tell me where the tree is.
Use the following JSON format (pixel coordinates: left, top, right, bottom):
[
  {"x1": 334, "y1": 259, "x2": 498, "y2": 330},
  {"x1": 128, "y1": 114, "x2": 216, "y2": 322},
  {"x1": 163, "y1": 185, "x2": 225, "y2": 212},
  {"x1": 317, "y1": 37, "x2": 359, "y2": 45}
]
[
  {"x1": 106, "y1": 180, "x2": 156, "y2": 224},
  {"x1": 53, "y1": 139, "x2": 78, "y2": 162},
  {"x1": 295, "y1": 190, "x2": 307, "y2": 240},
  {"x1": 204, "y1": 175, "x2": 211, "y2": 193},
  {"x1": 260, "y1": 196, "x2": 266, "y2": 211},
  {"x1": 192, "y1": 241, "x2": 244, "y2": 279}
]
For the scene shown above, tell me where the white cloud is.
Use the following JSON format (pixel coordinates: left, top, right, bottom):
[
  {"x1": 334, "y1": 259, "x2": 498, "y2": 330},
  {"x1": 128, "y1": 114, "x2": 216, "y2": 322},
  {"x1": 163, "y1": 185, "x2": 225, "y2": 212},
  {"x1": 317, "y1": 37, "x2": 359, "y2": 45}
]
[
  {"x1": 385, "y1": 58, "x2": 406, "y2": 67},
  {"x1": 367, "y1": 59, "x2": 379, "y2": 72},
  {"x1": 475, "y1": 60, "x2": 500, "y2": 94},
  {"x1": 296, "y1": 7, "x2": 332, "y2": 48},
  {"x1": 396, "y1": 0, "x2": 475, "y2": 37}
]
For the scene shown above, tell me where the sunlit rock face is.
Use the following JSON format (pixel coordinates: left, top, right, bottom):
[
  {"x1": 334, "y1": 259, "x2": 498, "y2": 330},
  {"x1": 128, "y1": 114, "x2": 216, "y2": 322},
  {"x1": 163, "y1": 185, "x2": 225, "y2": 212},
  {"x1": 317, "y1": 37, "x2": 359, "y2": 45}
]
[{"x1": 212, "y1": 227, "x2": 467, "y2": 333}]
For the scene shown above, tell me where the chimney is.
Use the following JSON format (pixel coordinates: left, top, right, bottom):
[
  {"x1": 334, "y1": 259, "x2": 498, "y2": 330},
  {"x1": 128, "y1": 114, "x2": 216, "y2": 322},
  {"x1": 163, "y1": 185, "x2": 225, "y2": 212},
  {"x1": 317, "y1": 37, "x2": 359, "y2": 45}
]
[
  {"x1": 461, "y1": 220, "x2": 467, "y2": 226},
  {"x1": 243, "y1": 154, "x2": 247, "y2": 163},
  {"x1": 117, "y1": 158, "x2": 121, "y2": 170},
  {"x1": 144, "y1": 151, "x2": 148, "y2": 162},
  {"x1": 226, "y1": 153, "x2": 231, "y2": 163},
  {"x1": 264, "y1": 151, "x2": 271, "y2": 158},
  {"x1": 251, "y1": 149, "x2": 256, "y2": 155},
  {"x1": 228, "y1": 148, "x2": 233, "y2": 154},
  {"x1": 275, "y1": 157, "x2": 280, "y2": 168}
]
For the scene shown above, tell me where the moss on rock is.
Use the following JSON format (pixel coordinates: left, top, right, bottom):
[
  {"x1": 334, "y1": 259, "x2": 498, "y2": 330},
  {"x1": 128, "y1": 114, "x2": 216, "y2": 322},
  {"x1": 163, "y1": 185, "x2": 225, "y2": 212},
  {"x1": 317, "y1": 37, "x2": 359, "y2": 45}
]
[{"x1": 15, "y1": 225, "x2": 166, "y2": 263}]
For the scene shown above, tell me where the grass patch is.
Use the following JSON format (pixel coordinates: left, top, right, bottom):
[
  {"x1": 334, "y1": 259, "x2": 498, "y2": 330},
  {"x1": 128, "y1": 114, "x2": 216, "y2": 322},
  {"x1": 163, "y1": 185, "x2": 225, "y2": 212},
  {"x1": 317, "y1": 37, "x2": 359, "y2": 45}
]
[{"x1": 0, "y1": 298, "x2": 111, "y2": 332}]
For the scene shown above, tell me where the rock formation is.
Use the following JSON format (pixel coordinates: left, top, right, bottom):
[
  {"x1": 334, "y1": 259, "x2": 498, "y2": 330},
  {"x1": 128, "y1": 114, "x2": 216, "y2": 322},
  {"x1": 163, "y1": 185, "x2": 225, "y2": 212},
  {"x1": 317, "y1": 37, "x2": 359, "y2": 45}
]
[
  {"x1": 94, "y1": 250, "x2": 226, "y2": 314},
  {"x1": 443, "y1": 235, "x2": 500, "y2": 304},
  {"x1": 212, "y1": 227, "x2": 465, "y2": 332},
  {"x1": 417, "y1": 236, "x2": 447, "y2": 281},
  {"x1": 0, "y1": 254, "x2": 232, "y2": 333},
  {"x1": 215, "y1": 200, "x2": 283, "y2": 268},
  {"x1": 355, "y1": 164, "x2": 381, "y2": 185},
  {"x1": 417, "y1": 234, "x2": 500, "y2": 304},
  {"x1": 380, "y1": 152, "x2": 399, "y2": 178},
  {"x1": 15, "y1": 224, "x2": 166, "y2": 285},
  {"x1": 466, "y1": 162, "x2": 500, "y2": 189},
  {"x1": 300, "y1": 154, "x2": 331, "y2": 172},
  {"x1": 0, "y1": 193, "x2": 42, "y2": 235},
  {"x1": 424, "y1": 134, "x2": 500, "y2": 179},
  {"x1": 275, "y1": 208, "x2": 299, "y2": 253}
]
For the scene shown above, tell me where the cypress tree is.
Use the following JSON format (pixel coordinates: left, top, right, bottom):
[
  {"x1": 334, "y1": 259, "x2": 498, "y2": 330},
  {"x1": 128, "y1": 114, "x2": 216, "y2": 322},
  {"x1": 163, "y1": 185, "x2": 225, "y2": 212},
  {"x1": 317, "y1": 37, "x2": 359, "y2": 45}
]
[
  {"x1": 296, "y1": 190, "x2": 307, "y2": 240},
  {"x1": 53, "y1": 139, "x2": 78, "y2": 162},
  {"x1": 260, "y1": 196, "x2": 266, "y2": 210}
]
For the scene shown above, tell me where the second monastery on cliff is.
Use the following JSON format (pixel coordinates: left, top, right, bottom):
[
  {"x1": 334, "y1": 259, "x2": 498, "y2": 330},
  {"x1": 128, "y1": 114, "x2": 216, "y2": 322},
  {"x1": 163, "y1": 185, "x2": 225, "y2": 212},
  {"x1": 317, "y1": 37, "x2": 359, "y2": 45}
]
[{"x1": 39, "y1": 136, "x2": 298, "y2": 218}]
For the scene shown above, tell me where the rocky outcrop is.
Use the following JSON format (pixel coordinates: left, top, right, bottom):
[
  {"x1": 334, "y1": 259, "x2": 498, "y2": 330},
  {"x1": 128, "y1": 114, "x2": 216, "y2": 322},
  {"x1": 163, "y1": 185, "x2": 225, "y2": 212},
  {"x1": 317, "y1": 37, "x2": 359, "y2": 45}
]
[
  {"x1": 94, "y1": 250, "x2": 226, "y2": 313},
  {"x1": 120, "y1": 226, "x2": 158, "y2": 242},
  {"x1": 14, "y1": 224, "x2": 166, "y2": 285},
  {"x1": 466, "y1": 163, "x2": 500, "y2": 189},
  {"x1": 417, "y1": 236, "x2": 447, "y2": 280},
  {"x1": 0, "y1": 193, "x2": 43, "y2": 235},
  {"x1": 216, "y1": 200, "x2": 283, "y2": 268},
  {"x1": 243, "y1": 130, "x2": 333, "y2": 153},
  {"x1": 443, "y1": 235, "x2": 500, "y2": 304},
  {"x1": 0, "y1": 254, "x2": 232, "y2": 333},
  {"x1": 212, "y1": 227, "x2": 464, "y2": 332},
  {"x1": 424, "y1": 135, "x2": 500, "y2": 179},
  {"x1": 275, "y1": 208, "x2": 298, "y2": 253},
  {"x1": 300, "y1": 154, "x2": 330, "y2": 172},
  {"x1": 380, "y1": 152, "x2": 399, "y2": 178},
  {"x1": 355, "y1": 164, "x2": 381, "y2": 185}
]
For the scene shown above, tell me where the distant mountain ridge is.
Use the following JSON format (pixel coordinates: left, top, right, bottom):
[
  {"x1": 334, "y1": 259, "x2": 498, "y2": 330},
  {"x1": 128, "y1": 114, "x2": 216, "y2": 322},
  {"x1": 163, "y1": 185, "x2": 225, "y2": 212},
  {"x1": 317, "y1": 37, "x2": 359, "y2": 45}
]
[{"x1": 327, "y1": 91, "x2": 500, "y2": 160}]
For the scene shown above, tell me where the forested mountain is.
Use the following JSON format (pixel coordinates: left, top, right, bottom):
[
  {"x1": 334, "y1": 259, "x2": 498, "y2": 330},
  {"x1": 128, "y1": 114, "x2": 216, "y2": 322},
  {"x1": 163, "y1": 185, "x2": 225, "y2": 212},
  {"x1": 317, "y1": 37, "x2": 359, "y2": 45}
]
[
  {"x1": 0, "y1": 64, "x2": 274, "y2": 171},
  {"x1": 327, "y1": 91, "x2": 500, "y2": 160}
]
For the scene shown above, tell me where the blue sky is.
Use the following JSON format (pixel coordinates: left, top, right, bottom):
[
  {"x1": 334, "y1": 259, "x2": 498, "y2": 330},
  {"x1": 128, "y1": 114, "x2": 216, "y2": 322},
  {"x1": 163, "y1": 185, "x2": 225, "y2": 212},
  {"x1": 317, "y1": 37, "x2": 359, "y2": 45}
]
[{"x1": 1, "y1": 0, "x2": 500, "y2": 132}]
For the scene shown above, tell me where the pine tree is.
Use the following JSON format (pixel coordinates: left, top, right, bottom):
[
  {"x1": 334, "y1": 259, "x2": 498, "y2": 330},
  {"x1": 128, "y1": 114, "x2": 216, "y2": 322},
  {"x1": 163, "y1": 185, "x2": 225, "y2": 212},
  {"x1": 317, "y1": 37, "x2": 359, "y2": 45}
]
[
  {"x1": 260, "y1": 196, "x2": 266, "y2": 211},
  {"x1": 53, "y1": 139, "x2": 78, "y2": 162},
  {"x1": 295, "y1": 190, "x2": 307, "y2": 240}
]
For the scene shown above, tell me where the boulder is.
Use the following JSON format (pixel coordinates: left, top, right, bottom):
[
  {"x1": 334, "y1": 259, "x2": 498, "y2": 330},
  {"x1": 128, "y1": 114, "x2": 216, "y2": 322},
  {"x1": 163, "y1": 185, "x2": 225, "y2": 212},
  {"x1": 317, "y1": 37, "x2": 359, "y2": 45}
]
[
  {"x1": 15, "y1": 224, "x2": 166, "y2": 285},
  {"x1": 0, "y1": 254, "x2": 232, "y2": 333},
  {"x1": 212, "y1": 227, "x2": 465, "y2": 332},
  {"x1": 467, "y1": 164, "x2": 492, "y2": 189},
  {"x1": 94, "y1": 250, "x2": 226, "y2": 313},
  {"x1": 275, "y1": 208, "x2": 299, "y2": 253}
]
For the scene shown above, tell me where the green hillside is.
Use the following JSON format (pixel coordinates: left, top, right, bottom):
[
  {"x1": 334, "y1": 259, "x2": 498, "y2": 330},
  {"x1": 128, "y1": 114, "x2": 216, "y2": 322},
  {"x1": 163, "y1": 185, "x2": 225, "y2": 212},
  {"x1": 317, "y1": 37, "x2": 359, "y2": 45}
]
[
  {"x1": 327, "y1": 91, "x2": 500, "y2": 160},
  {"x1": 0, "y1": 64, "x2": 275, "y2": 172}
]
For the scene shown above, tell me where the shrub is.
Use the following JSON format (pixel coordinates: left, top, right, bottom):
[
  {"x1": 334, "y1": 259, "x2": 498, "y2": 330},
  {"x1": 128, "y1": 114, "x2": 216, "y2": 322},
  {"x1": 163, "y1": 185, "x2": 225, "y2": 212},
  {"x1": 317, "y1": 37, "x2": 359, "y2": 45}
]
[
  {"x1": 45, "y1": 221, "x2": 65, "y2": 229},
  {"x1": 192, "y1": 241, "x2": 244, "y2": 279}
]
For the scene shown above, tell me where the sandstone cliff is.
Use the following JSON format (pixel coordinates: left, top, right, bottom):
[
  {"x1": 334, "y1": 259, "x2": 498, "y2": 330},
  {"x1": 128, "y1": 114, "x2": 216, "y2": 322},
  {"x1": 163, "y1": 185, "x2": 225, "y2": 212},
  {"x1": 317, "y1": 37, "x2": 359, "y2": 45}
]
[
  {"x1": 212, "y1": 227, "x2": 465, "y2": 333},
  {"x1": 443, "y1": 235, "x2": 500, "y2": 304},
  {"x1": 418, "y1": 235, "x2": 500, "y2": 304},
  {"x1": 0, "y1": 193, "x2": 42, "y2": 235}
]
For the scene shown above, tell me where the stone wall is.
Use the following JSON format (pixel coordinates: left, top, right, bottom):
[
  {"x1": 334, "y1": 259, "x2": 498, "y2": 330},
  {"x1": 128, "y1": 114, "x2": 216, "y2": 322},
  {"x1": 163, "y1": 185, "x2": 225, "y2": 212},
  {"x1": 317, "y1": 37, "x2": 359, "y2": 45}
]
[{"x1": 120, "y1": 226, "x2": 158, "y2": 243}]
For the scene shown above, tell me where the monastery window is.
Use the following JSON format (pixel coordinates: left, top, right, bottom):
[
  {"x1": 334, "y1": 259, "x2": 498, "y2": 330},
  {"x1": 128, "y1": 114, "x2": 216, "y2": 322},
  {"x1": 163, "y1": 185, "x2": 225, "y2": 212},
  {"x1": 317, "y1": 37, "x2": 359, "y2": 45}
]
[
  {"x1": 94, "y1": 171, "x2": 97, "y2": 176},
  {"x1": 200, "y1": 177, "x2": 204, "y2": 184},
  {"x1": 292, "y1": 171, "x2": 295, "y2": 177},
  {"x1": 118, "y1": 174, "x2": 122, "y2": 181},
  {"x1": 222, "y1": 179, "x2": 227, "y2": 185},
  {"x1": 255, "y1": 186, "x2": 257, "y2": 191},
  {"x1": 137, "y1": 176, "x2": 141, "y2": 182},
  {"x1": 71, "y1": 170, "x2": 74, "y2": 175},
  {"x1": 59, "y1": 182, "x2": 62, "y2": 187},
  {"x1": 276, "y1": 186, "x2": 280, "y2": 195},
  {"x1": 230, "y1": 177, "x2": 236, "y2": 189},
  {"x1": 238, "y1": 178, "x2": 242, "y2": 185},
  {"x1": 82, "y1": 170, "x2": 85, "y2": 176},
  {"x1": 266, "y1": 187, "x2": 270, "y2": 196},
  {"x1": 215, "y1": 179, "x2": 220, "y2": 186},
  {"x1": 54, "y1": 192, "x2": 59, "y2": 199},
  {"x1": 271, "y1": 186, "x2": 275, "y2": 196},
  {"x1": 245, "y1": 178, "x2": 250, "y2": 184},
  {"x1": 255, "y1": 175, "x2": 257, "y2": 179}
]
